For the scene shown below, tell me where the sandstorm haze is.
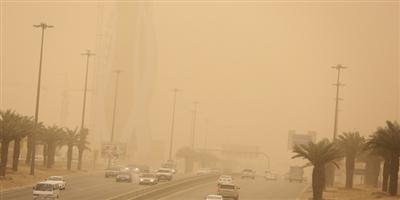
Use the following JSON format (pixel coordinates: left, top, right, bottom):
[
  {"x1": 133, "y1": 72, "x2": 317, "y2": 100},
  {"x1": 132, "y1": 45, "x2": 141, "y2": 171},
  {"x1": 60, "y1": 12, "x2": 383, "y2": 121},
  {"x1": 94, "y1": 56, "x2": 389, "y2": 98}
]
[{"x1": 1, "y1": 0, "x2": 399, "y2": 171}]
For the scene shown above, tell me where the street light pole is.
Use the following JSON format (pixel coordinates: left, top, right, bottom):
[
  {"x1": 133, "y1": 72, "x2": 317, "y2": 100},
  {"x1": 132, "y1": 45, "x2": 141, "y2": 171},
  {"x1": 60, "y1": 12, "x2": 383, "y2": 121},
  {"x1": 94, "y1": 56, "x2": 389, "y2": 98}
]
[
  {"x1": 168, "y1": 88, "x2": 180, "y2": 161},
  {"x1": 190, "y1": 101, "x2": 199, "y2": 149},
  {"x1": 108, "y1": 70, "x2": 121, "y2": 168},
  {"x1": 332, "y1": 64, "x2": 347, "y2": 140},
  {"x1": 80, "y1": 50, "x2": 95, "y2": 131},
  {"x1": 31, "y1": 23, "x2": 53, "y2": 175}
]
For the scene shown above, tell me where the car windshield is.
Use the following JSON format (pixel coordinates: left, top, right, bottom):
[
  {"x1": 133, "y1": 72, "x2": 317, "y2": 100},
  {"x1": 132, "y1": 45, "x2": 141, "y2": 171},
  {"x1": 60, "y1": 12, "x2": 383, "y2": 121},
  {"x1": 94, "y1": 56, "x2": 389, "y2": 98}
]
[
  {"x1": 219, "y1": 185, "x2": 235, "y2": 190},
  {"x1": 47, "y1": 177, "x2": 62, "y2": 181},
  {"x1": 35, "y1": 184, "x2": 53, "y2": 191},
  {"x1": 158, "y1": 169, "x2": 170, "y2": 173},
  {"x1": 243, "y1": 169, "x2": 253, "y2": 172}
]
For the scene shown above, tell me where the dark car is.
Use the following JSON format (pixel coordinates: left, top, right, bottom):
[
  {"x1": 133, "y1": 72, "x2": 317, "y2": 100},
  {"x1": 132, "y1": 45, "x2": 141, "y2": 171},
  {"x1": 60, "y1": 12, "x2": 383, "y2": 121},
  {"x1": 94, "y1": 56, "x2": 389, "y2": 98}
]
[
  {"x1": 126, "y1": 164, "x2": 150, "y2": 173},
  {"x1": 116, "y1": 171, "x2": 133, "y2": 183},
  {"x1": 241, "y1": 169, "x2": 255, "y2": 179}
]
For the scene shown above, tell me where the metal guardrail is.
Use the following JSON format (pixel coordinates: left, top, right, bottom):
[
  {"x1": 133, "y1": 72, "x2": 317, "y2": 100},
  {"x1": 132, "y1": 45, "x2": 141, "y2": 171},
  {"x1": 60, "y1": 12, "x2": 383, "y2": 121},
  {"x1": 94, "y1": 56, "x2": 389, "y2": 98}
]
[{"x1": 107, "y1": 174, "x2": 218, "y2": 200}]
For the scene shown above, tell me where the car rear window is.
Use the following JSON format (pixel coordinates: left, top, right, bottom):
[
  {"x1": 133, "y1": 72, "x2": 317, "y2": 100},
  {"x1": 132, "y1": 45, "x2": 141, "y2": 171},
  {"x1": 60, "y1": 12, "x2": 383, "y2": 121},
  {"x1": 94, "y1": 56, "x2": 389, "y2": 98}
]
[
  {"x1": 35, "y1": 184, "x2": 53, "y2": 191},
  {"x1": 219, "y1": 185, "x2": 235, "y2": 189}
]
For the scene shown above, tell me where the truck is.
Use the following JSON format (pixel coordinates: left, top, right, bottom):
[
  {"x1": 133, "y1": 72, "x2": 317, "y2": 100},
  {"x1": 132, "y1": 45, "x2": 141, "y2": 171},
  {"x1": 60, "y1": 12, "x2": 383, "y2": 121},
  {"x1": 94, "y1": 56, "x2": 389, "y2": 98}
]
[{"x1": 288, "y1": 166, "x2": 304, "y2": 183}]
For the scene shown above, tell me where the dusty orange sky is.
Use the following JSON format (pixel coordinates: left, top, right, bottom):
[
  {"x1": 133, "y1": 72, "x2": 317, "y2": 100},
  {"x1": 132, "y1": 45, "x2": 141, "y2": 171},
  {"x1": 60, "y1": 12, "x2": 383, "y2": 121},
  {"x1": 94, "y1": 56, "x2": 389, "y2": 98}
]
[{"x1": 1, "y1": 1, "x2": 399, "y2": 169}]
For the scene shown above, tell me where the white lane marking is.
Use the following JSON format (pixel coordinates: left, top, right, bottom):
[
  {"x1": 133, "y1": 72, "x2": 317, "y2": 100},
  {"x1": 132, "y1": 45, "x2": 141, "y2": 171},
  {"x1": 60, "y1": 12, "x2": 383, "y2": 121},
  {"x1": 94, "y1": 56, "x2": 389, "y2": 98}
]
[{"x1": 156, "y1": 182, "x2": 216, "y2": 200}]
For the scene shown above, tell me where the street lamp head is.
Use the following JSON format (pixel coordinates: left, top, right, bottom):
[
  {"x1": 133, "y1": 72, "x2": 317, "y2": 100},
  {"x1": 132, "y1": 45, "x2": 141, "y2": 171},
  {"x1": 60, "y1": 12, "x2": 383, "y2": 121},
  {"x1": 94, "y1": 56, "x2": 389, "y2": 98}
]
[
  {"x1": 171, "y1": 88, "x2": 180, "y2": 92},
  {"x1": 33, "y1": 23, "x2": 54, "y2": 29},
  {"x1": 331, "y1": 64, "x2": 347, "y2": 70},
  {"x1": 81, "y1": 49, "x2": 96, "y2": 56}
]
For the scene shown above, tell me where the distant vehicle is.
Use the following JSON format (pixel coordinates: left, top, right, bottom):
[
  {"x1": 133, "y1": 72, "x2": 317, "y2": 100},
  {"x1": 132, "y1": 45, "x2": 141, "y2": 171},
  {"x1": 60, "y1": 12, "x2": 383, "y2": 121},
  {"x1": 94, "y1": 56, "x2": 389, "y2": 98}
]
[
  {"x1": 46, "y1": 176, "x2": 66, "y2": 190},
  {"x1": 105, "y1": 167, "x2": 121, "y2": 178},
  {"x1": 217, "y1": 183, "x2": 240, "y2": 200},
  {"x1": 156, "y1": 168, "x2": 174, "y2": 181},
  {"x1": 196, "y1": 168, "x2": 211, "y2": 175},
  {"x1": 33, "y1": 181, "x2": 60, "y2": 200},
  {"x1": 288, "y1": 166, "x2": 304, "y2": 183},
  {"x1": 116, "y1": 171, "x2": 133, "y2": 183},
  {"x1": 139, "y1": 173, "x2": 159, "y2": 185},
  {"x1": 126, "y1": 164, "x2": 150, "y2": 173},
  {"x1": 264, "y1": 171, "x2": 278, "y2": 181},
  {"x1": 210, "y1": 168, "x2": 222, "y2": 174},
  {"x1": 217, "y1": 175, "x2": 233, "y2": 185},
  {"x1": 241, "y1": 169, "x2": 255, "y2": 179},
  {"x1": 162, "y1": 161, "x2": 177, "y2": 174},
  {"x1": 205, "y1": 194, "x2": 223, "y2": 200}
]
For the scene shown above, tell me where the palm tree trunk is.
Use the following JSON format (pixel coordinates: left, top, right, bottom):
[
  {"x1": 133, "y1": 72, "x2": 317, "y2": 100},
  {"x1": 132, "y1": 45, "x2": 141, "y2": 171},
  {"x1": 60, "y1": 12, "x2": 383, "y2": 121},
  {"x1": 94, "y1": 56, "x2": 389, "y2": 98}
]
[
  {"x1": 345, "y1": 155, "x2": 355, "y2": 189},
  {"x1": 312, "y1": 165, "x2": 325, "y2": 200},
  {"x1": 365, "y1": 156, "x2": 380, "y2": 187},
  {"x1": 0, "y1": 140, "x2": 11, "y2": 176},
  {"x1": 184, "y1": 158, "x2": 194, "y2": 173},
  {"x1": 388, "y1": 154, "x2": 399, "y2": 196},
  {"x1": 12, "y1": 138, "x2": 21, "y2": 171},
  {"x1": 43, "y1": 144, "x2": 48, "y2": 166},
  {"x1": 77, "y1": 148, "x2": 83, "y2": 170},
  {"x1": 47, "y1": 143, "x2": 55, "y2": 168},
  {"x1": 382, "y1": 158, "x2": 390, "y2": 192},
  {"x1": 25, "y1": 136, "x2": 32, "y2": 165},
  {"x1": 325, "y1": 163, "x2": 335, "y2": 187},
  {"x1": 67, "y1": 144, "x2": 73, "y2": 170}
]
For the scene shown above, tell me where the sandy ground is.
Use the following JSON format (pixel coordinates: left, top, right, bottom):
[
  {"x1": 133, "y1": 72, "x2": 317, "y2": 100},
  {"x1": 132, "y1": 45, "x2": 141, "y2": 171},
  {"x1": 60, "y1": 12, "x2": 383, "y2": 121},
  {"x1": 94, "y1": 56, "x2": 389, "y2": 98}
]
[
  {"x1": 0, "y1": 162, "x2": 102, "y2": 191},
  {"x1": 300, "y1": 184, "x2": 400, "y2": 200}
]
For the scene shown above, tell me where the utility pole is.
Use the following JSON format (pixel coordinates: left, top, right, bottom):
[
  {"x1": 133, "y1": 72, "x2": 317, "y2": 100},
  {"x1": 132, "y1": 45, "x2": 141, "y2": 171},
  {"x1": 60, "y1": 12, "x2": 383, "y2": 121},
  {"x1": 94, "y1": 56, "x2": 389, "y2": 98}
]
[
  {"x1": 332, "y1": 64, "x2": 347, "y2": 140},
  {"x1": 204, "y1": 118, "x2": 209, "y2": 149},
  {"x1": 31, "y1": 23, "x2": 53, "y2": 175},
  {"x1": 190, "y1": 101, "x2": 199, "y2": 149},
  {"x1": 108, "y1": 69, "x2": 121, "y2": 168},
  {"x1": 168, "y1": 88, "x2": 180, "y2": 161},
  {"x1": 327, "y1": 64, "x2": 347, "y2": 187},
  {"x1": 80, "y1": 50, "x2": 95, "y2": 131}
]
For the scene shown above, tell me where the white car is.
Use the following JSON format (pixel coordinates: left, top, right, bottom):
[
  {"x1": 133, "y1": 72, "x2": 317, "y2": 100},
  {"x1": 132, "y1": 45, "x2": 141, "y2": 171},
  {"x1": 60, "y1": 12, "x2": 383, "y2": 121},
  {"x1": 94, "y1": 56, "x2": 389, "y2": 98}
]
[
  {"x1": 205, "y1": 194, "x2": 223, "y2": 200},
  {"x1": 33, "y1": 181, "x2": 60, "y2": 199},
  {"x1": 46, "y1": 176, "x2": 66, "y2": 190},
  {"x1": 217, "y1": 175, "x2": 233, "y2": 185},
  {"x1": 196, "y1": 168, "x2": 211, "y2": 175},
  {"x1": 156, "y1": 168, "x2": 174, "y2": 181}
]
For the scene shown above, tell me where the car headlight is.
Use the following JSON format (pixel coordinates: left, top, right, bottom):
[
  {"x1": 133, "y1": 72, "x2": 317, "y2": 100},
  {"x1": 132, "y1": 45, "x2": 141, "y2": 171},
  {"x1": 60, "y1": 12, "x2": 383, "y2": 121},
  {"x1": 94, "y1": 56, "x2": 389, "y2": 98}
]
[{"x1": 140, "y1": 178, "x2": 144, "y2": 181}]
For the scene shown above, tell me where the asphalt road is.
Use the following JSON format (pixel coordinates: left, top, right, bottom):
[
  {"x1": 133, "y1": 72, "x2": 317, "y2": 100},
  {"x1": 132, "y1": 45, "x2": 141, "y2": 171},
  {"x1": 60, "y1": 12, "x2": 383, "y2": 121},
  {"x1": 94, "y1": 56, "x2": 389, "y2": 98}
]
[
  {"x1": 157, "y1": 176, "x2": 308, "y2": 200},
  {"x1": 0, "y1": 172, "x2": 186, "y2": 200}
]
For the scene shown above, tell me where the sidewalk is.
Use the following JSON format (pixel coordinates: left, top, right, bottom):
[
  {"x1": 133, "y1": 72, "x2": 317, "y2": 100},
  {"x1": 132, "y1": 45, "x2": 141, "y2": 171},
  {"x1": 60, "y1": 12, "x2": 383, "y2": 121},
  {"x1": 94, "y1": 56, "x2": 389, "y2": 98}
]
[
  {"x1": 299, "y1": 184, "x2": 400, "y2": 200},
  {"x1": 0, "y1": 163, "x2": 102, "y2": 191}
]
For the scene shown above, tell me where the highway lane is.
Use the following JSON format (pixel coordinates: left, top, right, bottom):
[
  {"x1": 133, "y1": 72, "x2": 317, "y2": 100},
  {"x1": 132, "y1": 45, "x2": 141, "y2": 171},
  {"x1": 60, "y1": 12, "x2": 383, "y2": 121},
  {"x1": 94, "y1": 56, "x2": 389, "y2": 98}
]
[
  {"x1": 157, "y1": 176, "x2": 308, "y2": 200},
  {"x1": 0, "y1": 172, "x2": 187, "y2": 200}
]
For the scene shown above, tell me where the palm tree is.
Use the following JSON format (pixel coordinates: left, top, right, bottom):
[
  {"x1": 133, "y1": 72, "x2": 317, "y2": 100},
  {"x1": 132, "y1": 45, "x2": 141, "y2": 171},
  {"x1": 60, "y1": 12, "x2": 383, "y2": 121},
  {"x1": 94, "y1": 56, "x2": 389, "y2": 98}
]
[
  {"x1": 63, "y1": 127, "x2": 79, "y2": 170},
  {"x1": 366, "y1": 121, "x2": 400, "y2": 196},
  {"x1": 292, "y1": 139, "x2": 342, "y2": 200},
  {"x1": 0, "y1": 110, "x2": 21, "y2": 176},
  {"x1": 337, "y1": 132, "x2": 365, "y2": 189},
  {"x1": 76, "y1": 128, "x2": 90, "y2": 170},
  {"x1": 38, "y1": 125, "x2": 64, "y2": 168},
  {"x1": 176, "y1": 147, "x2": 197, "y2": 173},
  {"x1": 11, "y1": 115, "x2": 36, "y2": 171}
]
